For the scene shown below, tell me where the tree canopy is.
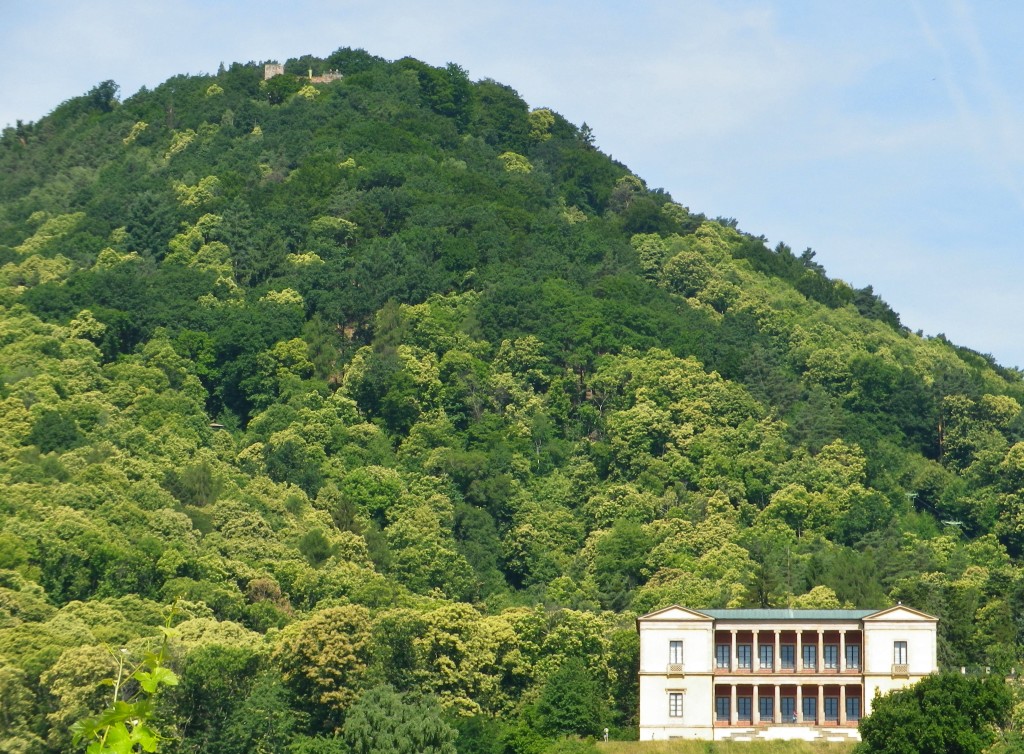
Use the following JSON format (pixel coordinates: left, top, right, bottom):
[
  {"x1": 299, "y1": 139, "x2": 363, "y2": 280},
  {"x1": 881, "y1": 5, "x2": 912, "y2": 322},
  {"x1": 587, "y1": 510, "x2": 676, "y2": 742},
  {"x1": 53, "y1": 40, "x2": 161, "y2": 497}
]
[{"x1": 2, "y1": 47, "x2": 1024, "y2": 753}]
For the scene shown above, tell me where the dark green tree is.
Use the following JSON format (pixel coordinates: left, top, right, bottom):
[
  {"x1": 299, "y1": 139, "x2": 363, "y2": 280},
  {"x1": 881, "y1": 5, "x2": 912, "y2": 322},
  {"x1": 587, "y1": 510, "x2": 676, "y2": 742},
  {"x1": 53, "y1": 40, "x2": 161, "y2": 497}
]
[
  {"x1": 535, "y1": 658, "x2": 606, "y2": 738},
  {"x1": 342, "y1": 685, "x2": 457, "y2": 754},
  {"x1": 857, "y1": 673, "x2": 1011, "y2": 754}
]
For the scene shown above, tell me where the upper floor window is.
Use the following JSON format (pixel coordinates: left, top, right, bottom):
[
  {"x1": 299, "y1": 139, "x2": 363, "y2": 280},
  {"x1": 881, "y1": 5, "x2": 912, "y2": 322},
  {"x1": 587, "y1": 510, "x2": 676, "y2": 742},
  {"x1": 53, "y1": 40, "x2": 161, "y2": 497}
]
[
  {"x1": 802, "y1": 644, "x2": 817, "y2": 670},
  {"x1": 780, "y1": 644, "x2": 795, "y2": 669},
  {"x1": 716, "y1": 644, "x2": 730, "y2": 668},
  {"x1": 669, "y1": 692, "x2": 683, "y2": 717},
  {"x1": 759, "y1": 644, "x2": 773, "y2": 669},
  {"x1": 894, "y1": 641, "x2": 908, "y2": 664},
  {"x1": 845, "y1": 644, "x2": 861, "y2": 669},
  {"x1": 737, "y1": 644, "x2": 752, "y2": 669},
  {"x1": 669, "y1": 640, "x2": 683, "y2": 665},
  {"x1": 824, "y1": 644, "x2": 839, "y2": 669}
]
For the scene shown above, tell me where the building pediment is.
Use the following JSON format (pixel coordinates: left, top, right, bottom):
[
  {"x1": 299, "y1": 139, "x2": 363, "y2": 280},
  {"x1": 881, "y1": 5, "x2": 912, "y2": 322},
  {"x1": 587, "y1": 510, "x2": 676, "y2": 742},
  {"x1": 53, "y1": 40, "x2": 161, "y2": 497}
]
[
  {"x1": 637, "y1": 605, "x2": 713, "y2": 623},
  {"x1": 862, "y1": 604, "x2": 937, "y2": 622}
]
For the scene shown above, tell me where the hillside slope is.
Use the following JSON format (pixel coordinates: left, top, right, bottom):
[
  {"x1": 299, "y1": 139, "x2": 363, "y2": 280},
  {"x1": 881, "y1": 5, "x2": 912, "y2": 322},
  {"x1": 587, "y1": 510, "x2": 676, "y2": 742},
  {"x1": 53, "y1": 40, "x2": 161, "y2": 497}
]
[{"x1": 1, "y1": 49, "x2": 1023, "y2": 752}]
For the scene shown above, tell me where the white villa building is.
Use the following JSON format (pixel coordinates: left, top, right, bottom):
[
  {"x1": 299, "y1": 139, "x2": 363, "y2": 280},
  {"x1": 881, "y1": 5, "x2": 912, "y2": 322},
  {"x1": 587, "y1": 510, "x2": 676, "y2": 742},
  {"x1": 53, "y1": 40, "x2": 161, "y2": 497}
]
[{"x1": 637, "y1": 605, "x2": 938, "y2": 742}]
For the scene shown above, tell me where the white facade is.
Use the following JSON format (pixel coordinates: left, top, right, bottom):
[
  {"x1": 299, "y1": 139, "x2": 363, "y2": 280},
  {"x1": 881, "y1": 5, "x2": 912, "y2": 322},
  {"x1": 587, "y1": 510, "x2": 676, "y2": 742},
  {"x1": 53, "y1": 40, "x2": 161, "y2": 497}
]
[{"x1": 637, "y1": 605, "x2": 937, "y2": 742}]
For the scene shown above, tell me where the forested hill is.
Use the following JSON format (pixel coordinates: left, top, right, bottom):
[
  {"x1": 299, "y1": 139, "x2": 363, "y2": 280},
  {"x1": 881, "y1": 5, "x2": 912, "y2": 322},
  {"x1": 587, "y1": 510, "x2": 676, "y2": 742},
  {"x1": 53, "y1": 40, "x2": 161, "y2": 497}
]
[{"x1": 2, "y1": 48, "x2": 1024, "y2": 752}]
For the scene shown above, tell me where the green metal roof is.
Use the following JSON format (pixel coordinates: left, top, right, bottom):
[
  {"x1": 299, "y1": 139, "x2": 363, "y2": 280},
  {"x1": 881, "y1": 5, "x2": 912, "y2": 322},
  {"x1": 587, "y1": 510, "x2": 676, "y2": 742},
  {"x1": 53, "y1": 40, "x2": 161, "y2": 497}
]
[{"x1": 700, "y1": 609, "x2": 877, "y2": 621}]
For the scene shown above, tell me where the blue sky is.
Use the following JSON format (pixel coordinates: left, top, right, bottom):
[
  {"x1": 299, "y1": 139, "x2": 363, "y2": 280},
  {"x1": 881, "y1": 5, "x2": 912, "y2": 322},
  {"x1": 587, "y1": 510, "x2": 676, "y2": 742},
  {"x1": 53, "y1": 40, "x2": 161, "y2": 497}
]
[{"x1": 3, "y1": 1, "x2": 1024, "y2": 368}]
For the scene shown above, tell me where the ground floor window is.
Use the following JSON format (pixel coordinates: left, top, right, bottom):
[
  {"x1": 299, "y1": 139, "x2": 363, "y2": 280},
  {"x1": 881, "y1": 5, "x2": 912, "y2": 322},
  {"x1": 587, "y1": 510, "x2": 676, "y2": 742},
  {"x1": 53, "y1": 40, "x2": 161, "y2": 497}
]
[
  {"x1": 759, "y1": 695, "x2": 774, "y2": 721},
  {"x1": 802, "y1": 696, "x2": 817, "y2": 722},
  {"x1": 824, "y1": 696, "x2": 839, "y2": 721},
  {"x1": 846, "y1": 696, "x2": 861, "y2": 721},
  {"x1": 781, "y1": 696, "x2": 796, "y2": 722},
  {"x1": 669, "y1": 692, "x2": 683, "y2": 717},
  {"x1": 737, "y1": 696, "x2": 752, "y2": 721},
  {"x1": 716, "y1": 696, "x2": 730, "y2": 721}
]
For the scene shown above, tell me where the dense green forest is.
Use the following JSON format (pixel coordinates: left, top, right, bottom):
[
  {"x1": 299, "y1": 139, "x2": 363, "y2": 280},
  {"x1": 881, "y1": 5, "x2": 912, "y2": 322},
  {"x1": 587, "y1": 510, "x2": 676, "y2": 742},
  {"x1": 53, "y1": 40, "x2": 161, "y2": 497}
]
[{"x1": 3, "y1": 48, "x2": 1024, "y2": 753}]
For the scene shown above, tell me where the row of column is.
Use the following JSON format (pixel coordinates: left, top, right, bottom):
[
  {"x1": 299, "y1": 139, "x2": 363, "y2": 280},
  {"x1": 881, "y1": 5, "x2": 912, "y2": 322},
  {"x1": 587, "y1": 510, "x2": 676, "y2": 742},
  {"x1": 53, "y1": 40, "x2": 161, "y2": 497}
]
[
  {"x1": 726, "y1": 628, "x2": 855, "y2": 672},
  {"x1": 722, "y1": 683, "x2": 858, "y2": 726}
]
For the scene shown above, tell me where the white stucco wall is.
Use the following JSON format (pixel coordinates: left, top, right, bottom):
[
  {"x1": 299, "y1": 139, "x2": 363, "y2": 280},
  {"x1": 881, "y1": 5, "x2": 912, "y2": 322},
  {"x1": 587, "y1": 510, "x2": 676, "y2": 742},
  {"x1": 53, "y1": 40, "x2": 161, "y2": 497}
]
[
  {"x1": 863, "y1": 613, "x2": 937, "y2": 675},
  {"x1": 638, "y1": 616, "x2": 713, "y2": 673},
  {"x1": 638, "y1": 608, "x2": 715, "y2": 738},
  {"x1": 638, "y1": 674, "x2": 714, "y2": 737}
]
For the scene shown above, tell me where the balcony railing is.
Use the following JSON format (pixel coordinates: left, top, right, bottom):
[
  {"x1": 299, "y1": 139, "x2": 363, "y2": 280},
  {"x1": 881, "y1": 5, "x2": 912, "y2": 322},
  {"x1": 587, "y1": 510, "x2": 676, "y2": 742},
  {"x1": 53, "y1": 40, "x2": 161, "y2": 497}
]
[
  {"x1": 666, "y1": 663, "x2": 685, "y2": 676},
  {"x1": 892, "y1": 663, "x2": 910, "y2": 678}
]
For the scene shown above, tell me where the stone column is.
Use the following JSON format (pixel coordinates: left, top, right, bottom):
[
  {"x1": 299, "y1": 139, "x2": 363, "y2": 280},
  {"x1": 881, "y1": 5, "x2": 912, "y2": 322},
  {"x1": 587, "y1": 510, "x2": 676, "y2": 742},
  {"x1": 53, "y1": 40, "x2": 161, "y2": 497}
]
[
  {"x1": 796, "y1": 631, "x2": 803, "y2": 671},
  {"x1": 730, "y1": 684, "x2": 738, "y2": 726},
  {"x1": 774, "y1": 685, "x2": 781, "y2": 724},
  {"x1": 730, "y1": 630, "x2": 738, "y2": 672},
  {"x1": 752, "y1": 630, "x2": 759, "y2": 671},
  {"x1": 840, "y1": 685, "x2": 847, "y2": 725},
  {"x1": 839, "y1": 630, "x2": 846, "y2": 672},
  {"x1": 753, "y1": 685, "x2": 760, "y2": 725},
  {"x1": 817, "y1": 685, "x2": 825, "y2": 726},
  {"x1": 795, "y1": 685, "x2": 803, "y2": 723},
  {"x1": 774, "y1": 630, "x2": 781, "y2": 672},
  {"x1": 817, "y1": 630, "x2": 824, "y2": 672}
]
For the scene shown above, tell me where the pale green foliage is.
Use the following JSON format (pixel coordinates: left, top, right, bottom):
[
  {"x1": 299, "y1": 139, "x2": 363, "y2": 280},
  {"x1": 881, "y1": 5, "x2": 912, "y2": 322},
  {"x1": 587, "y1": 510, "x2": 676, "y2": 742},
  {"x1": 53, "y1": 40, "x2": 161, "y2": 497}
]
[
  {"x1": 1, "y1": 252, "x2": 75, "y2": 287},
  {"x1": 386, "y1": 503, "x2": 476, "y2": 599},
  {"x1": 296, "y1": 84, "x2": 321, "y2": 100},
  {"x1": 661, "y1": 248, "x2": 713, "y2": 297},
  {"x1": 790, "y1": 585, "x2": 844, "y2": 609},
  {"x1": 661, "y1": 201, "x2": 690, "y2": 224},
  {"x1": 288, "y1": 252, "x2": 324, "y2": 267},
  {"x1": 173, "y1": 176, "x2": 221, "y2": 208},
  {"x1": 164, "y1": 129, "x2": 197, "y2": 160},
  {"x1": 0, "y1": 659, "x2": 44, "y2": 752},
  {"x1": 630, "y1": 233, "x2": 669, "y2": 279},
  {"x1": 275, "y1": 605, "x2": 373, "y2": 721},
  {"x1": 528, "y1": 108, "x2": 556, "y2": 141},
  {"x1": 499, "y1": 151, "x2": 533, "y2": 173},
  {"x1": 93, "y1": 248, "x2": 141, "y2": 269},
  {"x1": 41, "y1": 645, "x2": 114, "y2": 750},
  {"x1": 310, "y1": 215, "x2": 357, "y2": 243},
  {"x1": 259, "y1": 288, "x2": 305, "y2": 306},
  {"x1": 14, "y1": 212, "x2": 85, "y2": 256},
  {"x1": 122, "y1": 121, "x2": 148, "y2": 145},
  {"x1": 582, "y1": 483, "x2": 660, "y2": 528},
  {"x1": 165, "y1": 214, "x2": 234, "y2": 280}
]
